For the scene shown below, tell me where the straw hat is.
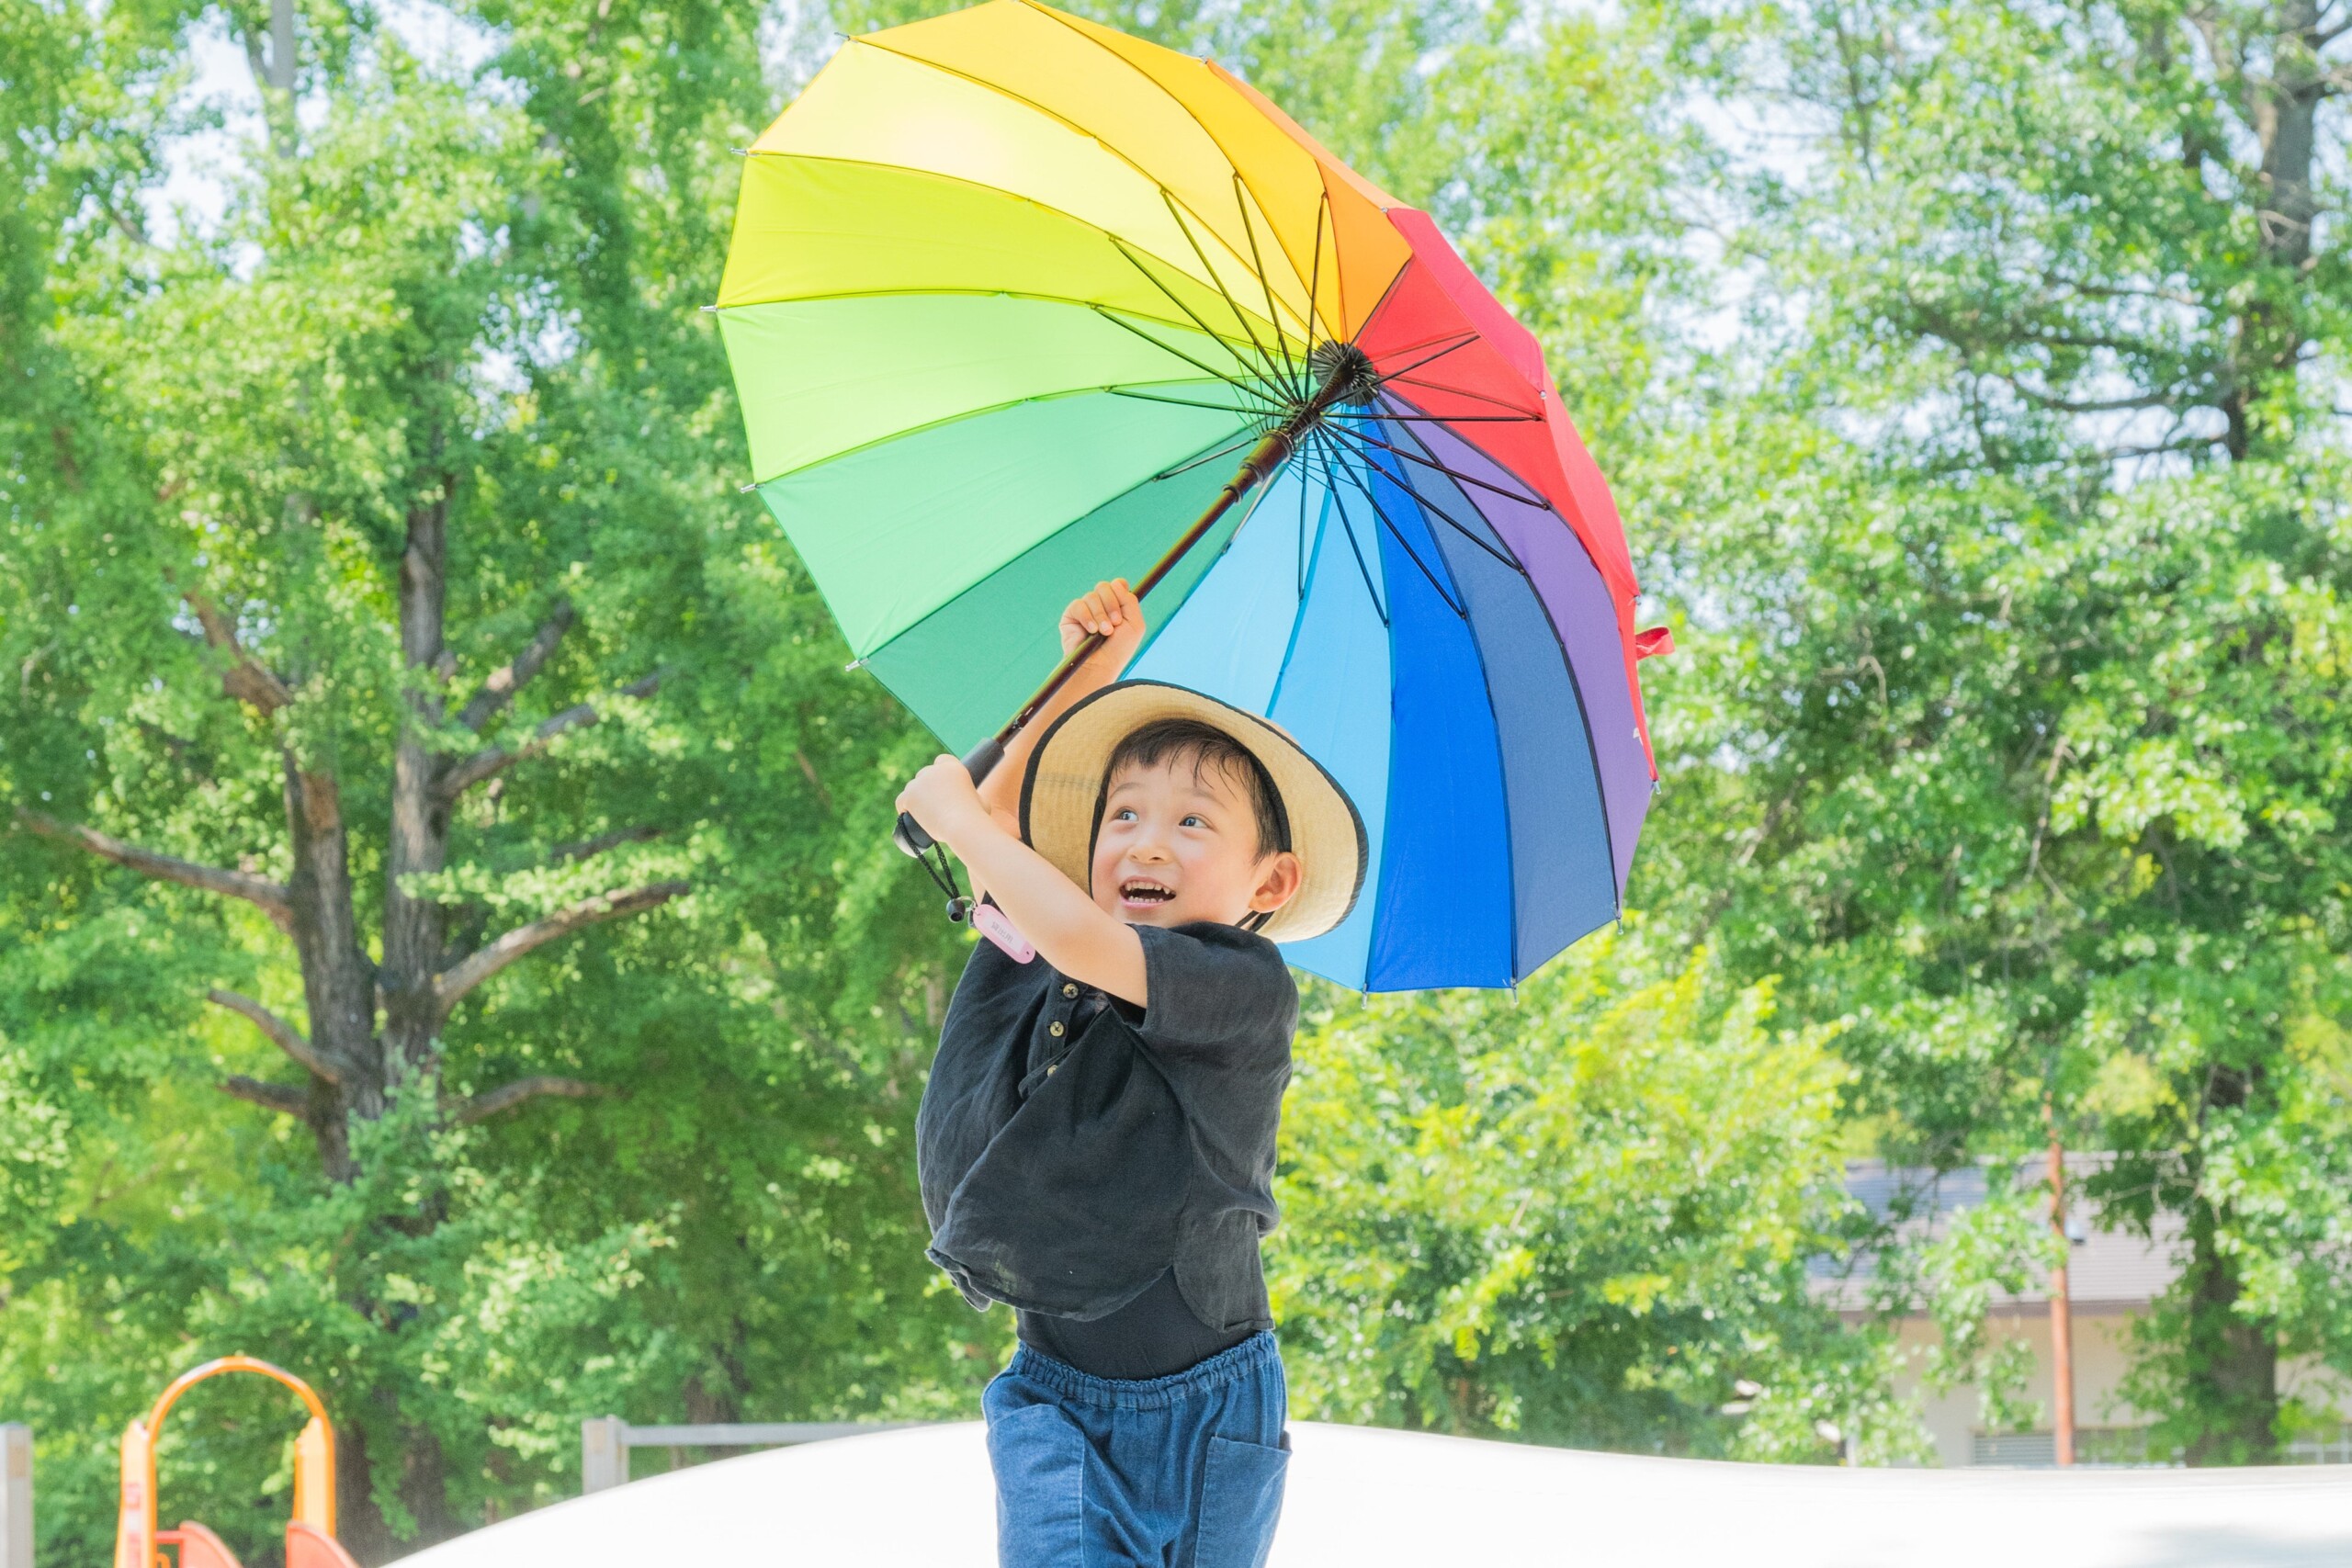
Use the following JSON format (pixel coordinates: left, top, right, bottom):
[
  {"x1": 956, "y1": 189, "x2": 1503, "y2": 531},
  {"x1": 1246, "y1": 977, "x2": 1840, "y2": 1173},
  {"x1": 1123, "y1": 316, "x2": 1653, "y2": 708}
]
[{"x1": 1018, "y1": 681, "x2": 1366, "y2": 942}]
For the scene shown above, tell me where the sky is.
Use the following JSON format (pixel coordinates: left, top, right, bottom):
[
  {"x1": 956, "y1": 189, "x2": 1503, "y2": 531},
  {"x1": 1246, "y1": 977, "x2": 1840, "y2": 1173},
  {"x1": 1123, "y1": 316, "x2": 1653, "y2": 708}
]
[{"x1": 146, "y1": 0, "x2": 825, "y2": 247}]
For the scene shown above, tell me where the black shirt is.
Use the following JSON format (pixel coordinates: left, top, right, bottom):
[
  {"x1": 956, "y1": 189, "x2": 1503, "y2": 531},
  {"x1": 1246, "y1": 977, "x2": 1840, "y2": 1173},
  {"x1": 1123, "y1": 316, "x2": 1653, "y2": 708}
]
[
  {"x1": 1016, "y1": 1268, "x2": 1250, "y2": 1380},
  {"x1": 915, "y1": 920, "x2": 1297, "y2": 1367}
]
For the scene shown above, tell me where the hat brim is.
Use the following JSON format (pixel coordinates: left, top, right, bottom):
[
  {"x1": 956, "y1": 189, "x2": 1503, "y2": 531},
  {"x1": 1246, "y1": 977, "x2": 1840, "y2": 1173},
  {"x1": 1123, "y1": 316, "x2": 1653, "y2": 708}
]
[{"x1": 1018, "y1": 682, "x2": 1367, "y2": 943}]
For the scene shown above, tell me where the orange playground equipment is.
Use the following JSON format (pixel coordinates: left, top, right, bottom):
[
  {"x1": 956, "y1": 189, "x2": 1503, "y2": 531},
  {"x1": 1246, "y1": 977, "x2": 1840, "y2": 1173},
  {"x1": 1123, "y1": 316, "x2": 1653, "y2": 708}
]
[{"x1": 113, "y1": 1357, "x2": 361, "y2": 1568}]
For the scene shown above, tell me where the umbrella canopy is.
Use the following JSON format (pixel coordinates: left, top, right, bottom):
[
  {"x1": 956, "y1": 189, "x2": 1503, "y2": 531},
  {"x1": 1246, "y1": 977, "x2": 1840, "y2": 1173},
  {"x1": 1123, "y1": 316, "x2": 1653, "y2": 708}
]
[{"x1": 717, "y1": 0, "x2": 1662, "y2": 989}]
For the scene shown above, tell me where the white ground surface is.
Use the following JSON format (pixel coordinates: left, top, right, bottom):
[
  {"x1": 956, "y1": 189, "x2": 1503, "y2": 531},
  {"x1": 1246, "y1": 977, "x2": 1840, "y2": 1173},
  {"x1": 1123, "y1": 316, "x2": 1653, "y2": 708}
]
[{"x1": 390, "y1": 1420, "x2": 2352, "y2": 1567}]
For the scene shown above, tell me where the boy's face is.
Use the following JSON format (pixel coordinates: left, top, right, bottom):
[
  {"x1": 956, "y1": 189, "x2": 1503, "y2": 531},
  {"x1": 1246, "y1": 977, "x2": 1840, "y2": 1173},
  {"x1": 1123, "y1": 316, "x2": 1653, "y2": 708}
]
[{"x1": 1089, "y1": 751, "x2": 1302, "y2": 931}]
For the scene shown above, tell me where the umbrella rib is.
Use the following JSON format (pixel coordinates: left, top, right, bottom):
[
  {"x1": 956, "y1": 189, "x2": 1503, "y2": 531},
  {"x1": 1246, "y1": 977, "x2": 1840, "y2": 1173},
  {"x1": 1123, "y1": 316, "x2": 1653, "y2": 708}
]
[
  {"x1": 1370, "y1": 332, "x2": 1484, "y2": 386},
  {"x1": 1154, "y1": 427, "x2": 1277, "y2": 482},
  {"x1": 1303, "y1": 192, "x2": 1329, "y2": 367},
  {"x1": 1381, "y1": 374, "x2": 1544, "y2": 419},
  {"x1": 1161, "y1": 190, "x2": 1288, "y2": 398},
  {"x1": 1305, "y1": 434, "x2": 1390, "y2": 626},
  {"x1": 1328, "y1": 410, "x2": 1542, "y2": 424},
  {"x1": 1318, "y1": 432, "x2": 1467, "y2": 617},
  {"x1": 1319, "y1": 423, "x2": 1525, "y2": 575},
  {"x1": 1319, "y1": 414, "x2": 1548, "y2": 509},
  {"x1": 1088, "y1": 306, "x2": 1283, "y2": 405},
  {"x1": 1363, "y1": 327, "x2": 1479, "y2": 367},
  {"x1": 1107, "y1": 237, "x2": 1279, "y2": 381},
  {"x1": 1233, "y1": 173, "x2": 1304, "y2": 400},
  {"x1": 1107, "y1": 388, "x2": 1280, "y2": 416},
  {"x1": 1297, "y1": 432, "x2": 1313, "y2": 599},
  {"x1": 853, "y1": 35, "x2": 1279, "y2": 329}
]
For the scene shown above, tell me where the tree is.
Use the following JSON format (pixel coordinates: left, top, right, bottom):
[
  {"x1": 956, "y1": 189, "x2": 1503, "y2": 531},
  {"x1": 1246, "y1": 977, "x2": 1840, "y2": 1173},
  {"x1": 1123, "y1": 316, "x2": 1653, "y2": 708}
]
[
  {"x1": 1272, "y1": 931, "x2": 1925, "y2": 1461},
  {"x1": 2, "y1": 0, "x2": 981, "y2": 1557},
  {"x1": 1639, "y1": 0, "x2": 2352, "y2": 1461}
]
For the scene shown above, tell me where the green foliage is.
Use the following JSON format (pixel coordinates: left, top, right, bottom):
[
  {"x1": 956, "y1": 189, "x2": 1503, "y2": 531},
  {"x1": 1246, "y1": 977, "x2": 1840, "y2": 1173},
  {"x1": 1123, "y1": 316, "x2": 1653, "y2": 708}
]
[
  {"x1": 1272, "y1": 928, "x2": 1925, "y2": 1462},
  {"x1": 1632, "y1": 0, "x2": 2352, "y2": 1461},
  {"x1": 3, "y1": 0, "x2": 993, "y2": 1558}
]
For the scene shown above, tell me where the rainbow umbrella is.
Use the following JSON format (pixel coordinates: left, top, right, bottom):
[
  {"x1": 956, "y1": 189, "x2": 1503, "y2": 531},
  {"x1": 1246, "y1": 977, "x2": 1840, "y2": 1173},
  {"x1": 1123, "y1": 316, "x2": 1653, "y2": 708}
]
[{"x1": 716, "y1": 0, "x2": 1667, "y2": 990}]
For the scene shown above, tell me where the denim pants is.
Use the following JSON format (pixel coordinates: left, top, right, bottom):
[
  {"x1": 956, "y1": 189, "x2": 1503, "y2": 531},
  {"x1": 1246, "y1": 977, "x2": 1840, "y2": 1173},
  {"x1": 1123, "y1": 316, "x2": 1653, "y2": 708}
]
[{"x1": 982, "y1": 1331, "x2": 1289, "y2": 1568}]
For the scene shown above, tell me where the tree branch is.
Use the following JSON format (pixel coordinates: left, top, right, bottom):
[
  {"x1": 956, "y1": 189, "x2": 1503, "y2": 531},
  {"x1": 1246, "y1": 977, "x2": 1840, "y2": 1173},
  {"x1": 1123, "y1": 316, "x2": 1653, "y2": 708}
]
[
  {"x1": 15, "y1": 807, "x2": 295, "y2": 936},
  {"x1": 1994, "y1": 380, "x2": 2187, "y2": 415},
  {"x1": 220, "y1": 1075, "x2": 311, "y2": 1119},
  {"x1": 457, "y1": 600, "x2": 575, "y2": 732},
  {"x1": 439, "y1": 672, "x2": 662, "y2": 801},
  {"x1": 434, "y1": 880, "x2": 688, "y2": 1011},
  {"x1": 205, "y1": 987, "x2": 339, "y2": 1083},
  {"x1": 451, "y1": 1075, "x2": 613, "y2": 1125},
  {"x1": 549, "y1": 826, "x2": 662, "y2": 864},
  {"x1": 183, "y1": 592, "x2": 293, "y2": 714},
  {"x1": 2187, "y1": 7, "x2": 2251, "y2": 119}
]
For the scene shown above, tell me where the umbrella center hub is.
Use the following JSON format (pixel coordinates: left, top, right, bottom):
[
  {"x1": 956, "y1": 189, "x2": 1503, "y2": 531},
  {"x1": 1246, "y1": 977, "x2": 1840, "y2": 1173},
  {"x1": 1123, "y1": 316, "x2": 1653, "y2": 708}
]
[{"x1": 1303, "y1": 342, "x2": 1379, "y2": 420}]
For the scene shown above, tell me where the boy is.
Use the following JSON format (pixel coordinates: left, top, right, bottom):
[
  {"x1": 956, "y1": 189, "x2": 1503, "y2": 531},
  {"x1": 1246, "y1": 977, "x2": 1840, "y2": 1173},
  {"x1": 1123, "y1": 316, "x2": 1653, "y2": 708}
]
[{"x1": 895, "y1": 579, "x2": 1364, "y2": 1568}]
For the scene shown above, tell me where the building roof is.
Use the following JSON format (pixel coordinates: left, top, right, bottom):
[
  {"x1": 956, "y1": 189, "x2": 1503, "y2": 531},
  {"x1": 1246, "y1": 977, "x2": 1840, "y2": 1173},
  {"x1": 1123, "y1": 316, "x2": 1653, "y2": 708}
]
[{"x1": 1814, "y1": 1158, "x2": 2183, "y2": 1315}]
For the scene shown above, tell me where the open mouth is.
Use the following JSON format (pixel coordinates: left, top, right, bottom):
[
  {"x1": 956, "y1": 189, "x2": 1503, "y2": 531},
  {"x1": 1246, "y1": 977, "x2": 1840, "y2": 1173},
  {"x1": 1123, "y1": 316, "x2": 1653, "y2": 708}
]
[{"x1": 1119, "y1": 878, "x2": 1176, "y2": 906}]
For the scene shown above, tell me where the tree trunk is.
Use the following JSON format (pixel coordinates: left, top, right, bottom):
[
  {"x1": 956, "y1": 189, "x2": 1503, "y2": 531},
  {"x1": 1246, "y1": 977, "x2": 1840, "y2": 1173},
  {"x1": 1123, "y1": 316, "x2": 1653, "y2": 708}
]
[
  {"x1": 2180, "y1": 1190, "x2": 2278, "y2": 1463},
  {"x1": 2218, "y1": 0, "x2": 2323, "y2": 459},
  {"x1": 383, "y1": 492, "x2": 454, "y2": 1080},
  {"x1": 2179, "y1": 1059, "x2": 2277, "y2": 1462},
  {"x1": 2174, "y1": 6, "x2": 2311, "y2": 1452},
  {"x1": 334, "y1": 1410, "x2": 397, "y2": 1565},
  {"x1": 397, "y1": 1422, "x2": 464, "y2": 1551},
  {"x1": 281, "y1": 756, "x2": 377, "y2": 1174}
]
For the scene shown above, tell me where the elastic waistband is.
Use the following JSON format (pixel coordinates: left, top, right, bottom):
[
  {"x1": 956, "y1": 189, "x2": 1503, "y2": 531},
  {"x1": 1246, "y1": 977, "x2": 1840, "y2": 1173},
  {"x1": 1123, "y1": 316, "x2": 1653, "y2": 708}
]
[{"x1": 1006, "y1": 1331, "x2": 1281, "y2": 1411}]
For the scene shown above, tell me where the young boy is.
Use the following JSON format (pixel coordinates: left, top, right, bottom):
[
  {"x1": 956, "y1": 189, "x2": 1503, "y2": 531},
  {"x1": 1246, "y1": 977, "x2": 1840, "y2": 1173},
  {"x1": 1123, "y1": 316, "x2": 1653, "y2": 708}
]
[{"x1": 895, "y1": 579, "x2": 1364, "y2": 1568}]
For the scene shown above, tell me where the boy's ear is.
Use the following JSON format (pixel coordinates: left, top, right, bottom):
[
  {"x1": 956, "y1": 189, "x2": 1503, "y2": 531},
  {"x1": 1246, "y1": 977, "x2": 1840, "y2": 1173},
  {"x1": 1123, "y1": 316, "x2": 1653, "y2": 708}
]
[{"x1": 1247, "y1": 851, "x2": 1305, "y2": 914}]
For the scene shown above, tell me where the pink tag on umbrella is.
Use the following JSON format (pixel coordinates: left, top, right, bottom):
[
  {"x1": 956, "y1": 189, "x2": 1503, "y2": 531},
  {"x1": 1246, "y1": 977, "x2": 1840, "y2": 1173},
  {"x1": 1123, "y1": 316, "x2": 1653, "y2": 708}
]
[{"x1": 972, "y1": 898, "x2": 1035, "y2": 964}]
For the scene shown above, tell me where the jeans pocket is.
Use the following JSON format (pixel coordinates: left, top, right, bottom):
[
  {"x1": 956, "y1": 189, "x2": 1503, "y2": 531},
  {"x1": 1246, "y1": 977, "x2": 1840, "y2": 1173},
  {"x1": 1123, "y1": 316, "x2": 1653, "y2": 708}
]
[
  {"x1": 986, "y1": 1401, "x2": 1088, "y2": 1566},
  {"x1": 1191, "y1": 1431, "x2": 1290, "y2": 1568}
]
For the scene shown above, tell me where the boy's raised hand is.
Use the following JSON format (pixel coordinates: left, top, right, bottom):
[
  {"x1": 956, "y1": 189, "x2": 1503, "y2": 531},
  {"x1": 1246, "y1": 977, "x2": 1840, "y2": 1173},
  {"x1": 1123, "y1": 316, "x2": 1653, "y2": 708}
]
[
  {"x1": 943, "y1": 577, "x2": 1149, "y2": 893},
  {"x1": 1061, "y1": 578, "x2": 1146, "y2": 664}
]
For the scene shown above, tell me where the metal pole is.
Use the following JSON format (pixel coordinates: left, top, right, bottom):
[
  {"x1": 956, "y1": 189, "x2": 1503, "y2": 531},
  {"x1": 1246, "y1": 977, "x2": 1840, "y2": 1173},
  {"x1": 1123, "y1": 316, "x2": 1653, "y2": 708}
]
[
  {"x1": 2, "y1": 1424, "x2": 30, "y2": 1568},
  {"x1": 2047, "y1": 1122, "x2": 2076, "y2": 1467},
  {"x1": 581, "y1": 1416, "x2": 628, "y2": 1495}
]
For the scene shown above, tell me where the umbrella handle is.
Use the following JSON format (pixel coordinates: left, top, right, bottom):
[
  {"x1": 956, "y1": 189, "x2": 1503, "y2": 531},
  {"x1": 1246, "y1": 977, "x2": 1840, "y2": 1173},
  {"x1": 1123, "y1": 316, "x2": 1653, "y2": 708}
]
[{"x1": 892, "y1": 737, "x2": 1008, "y2": 857}]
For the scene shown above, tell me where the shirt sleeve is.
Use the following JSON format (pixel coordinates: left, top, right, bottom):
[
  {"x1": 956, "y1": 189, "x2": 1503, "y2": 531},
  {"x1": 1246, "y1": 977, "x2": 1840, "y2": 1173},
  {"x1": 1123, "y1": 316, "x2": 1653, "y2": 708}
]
[{"x1": 1130, "y1": 922, "x2": 1298, "y2": 1065}]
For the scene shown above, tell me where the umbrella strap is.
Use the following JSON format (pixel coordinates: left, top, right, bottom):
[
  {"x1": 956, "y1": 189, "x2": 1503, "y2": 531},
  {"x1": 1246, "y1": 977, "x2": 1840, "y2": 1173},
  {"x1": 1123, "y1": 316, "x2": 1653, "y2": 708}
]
[{"x1": 914, "y1": 840, "x2": 974, "y2": 925}]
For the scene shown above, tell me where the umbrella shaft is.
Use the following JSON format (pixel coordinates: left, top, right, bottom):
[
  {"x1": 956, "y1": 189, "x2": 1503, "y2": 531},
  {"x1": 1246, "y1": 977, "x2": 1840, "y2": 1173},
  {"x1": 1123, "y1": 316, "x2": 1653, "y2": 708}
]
[
  {"x1": 984, "y1": 424, "x2": 1296, "y2": 768},
  {"x1": 895, "y1": 373, "x2": 1347, "y2": 860}
]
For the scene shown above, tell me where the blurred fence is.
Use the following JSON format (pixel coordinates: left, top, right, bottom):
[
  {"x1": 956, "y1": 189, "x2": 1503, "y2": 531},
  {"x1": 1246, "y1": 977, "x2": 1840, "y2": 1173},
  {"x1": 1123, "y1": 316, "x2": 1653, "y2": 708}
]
[
  {"x1": 579, "y1": 1418, "x2": 928, "y2": 1494},
  {"x1": 3, "y1": 1426, "x2": 29, "y2": 1568}
]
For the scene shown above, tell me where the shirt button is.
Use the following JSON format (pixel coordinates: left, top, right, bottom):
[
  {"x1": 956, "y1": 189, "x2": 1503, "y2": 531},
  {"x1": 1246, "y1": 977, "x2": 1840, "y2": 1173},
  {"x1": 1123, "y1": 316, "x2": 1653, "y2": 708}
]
[
  {"x1": 1046, "y1": 1063, "x2": 1058, "y2": 1076},
  {"x1": 1048, "y1": 1021, "x2": 1065, "y2": 1037},
  {"x1": 1062, "y1": 983, "x2": 1079, "y2": 998}
]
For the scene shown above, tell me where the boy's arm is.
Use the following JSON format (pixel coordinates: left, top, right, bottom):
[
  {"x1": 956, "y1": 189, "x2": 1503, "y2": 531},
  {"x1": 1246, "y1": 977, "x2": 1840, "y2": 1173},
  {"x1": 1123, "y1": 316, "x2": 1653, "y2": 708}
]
[
  {"x1": 897, "y1": 758, "x2": 1148, "y2": 1006},
  {"x1": 975, "y1": 579, "x2": 1144, "y2": 824}
]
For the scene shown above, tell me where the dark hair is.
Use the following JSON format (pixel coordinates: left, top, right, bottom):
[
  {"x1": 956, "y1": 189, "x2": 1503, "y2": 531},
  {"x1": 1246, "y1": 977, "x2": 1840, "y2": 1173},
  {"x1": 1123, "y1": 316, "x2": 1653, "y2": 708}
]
[{"x1": 1102, "y1": 717, "x2": 1291, "y2": 859}]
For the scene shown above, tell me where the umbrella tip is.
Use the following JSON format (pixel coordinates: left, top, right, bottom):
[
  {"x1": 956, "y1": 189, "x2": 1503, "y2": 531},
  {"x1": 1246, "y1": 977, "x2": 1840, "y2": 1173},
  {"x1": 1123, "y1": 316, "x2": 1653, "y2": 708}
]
[{"x1": 700, "y1": 304, "x2": 718, "y2": 313}]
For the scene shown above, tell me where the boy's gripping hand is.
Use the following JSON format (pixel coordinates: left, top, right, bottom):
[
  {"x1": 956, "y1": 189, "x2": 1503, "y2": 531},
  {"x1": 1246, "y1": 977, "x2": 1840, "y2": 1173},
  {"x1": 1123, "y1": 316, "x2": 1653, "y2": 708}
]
[
  {"x1": 1061, "y1": 578, "x2": 1145, "y2": 665},
  {"x1": 893, "y1": 744, "x2": 1148, "y2": 1003},
  {"x1": 896, "y1": 754, "x2": 992, "y2": 848}
]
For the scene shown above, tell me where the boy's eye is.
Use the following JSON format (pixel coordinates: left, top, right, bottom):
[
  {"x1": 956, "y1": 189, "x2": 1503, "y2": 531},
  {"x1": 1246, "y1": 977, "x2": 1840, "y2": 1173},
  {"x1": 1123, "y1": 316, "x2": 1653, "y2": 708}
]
[
  {"x1": 1114, "y1": 807, "x2": 1137, "y2": 822},
  {"x1": 1181, "y1": 814, "x2": 1206, "y2": 829}
]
